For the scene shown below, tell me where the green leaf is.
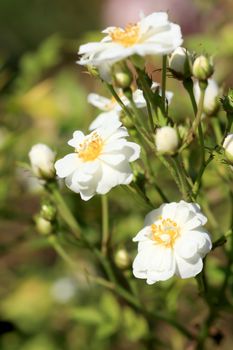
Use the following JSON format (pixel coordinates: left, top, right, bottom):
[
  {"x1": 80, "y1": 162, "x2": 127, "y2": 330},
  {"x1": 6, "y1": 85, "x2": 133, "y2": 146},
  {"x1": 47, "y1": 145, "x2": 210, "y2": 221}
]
[{"x1": 72, "y1": 307, "x2": 103, "y2": 325}]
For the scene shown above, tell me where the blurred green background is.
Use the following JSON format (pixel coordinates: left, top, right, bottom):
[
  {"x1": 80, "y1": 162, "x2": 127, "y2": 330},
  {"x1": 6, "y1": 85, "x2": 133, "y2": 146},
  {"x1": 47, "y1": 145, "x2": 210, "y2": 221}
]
[{"x1": 1, "y1": 0, "x2": 233, "y2": 349}]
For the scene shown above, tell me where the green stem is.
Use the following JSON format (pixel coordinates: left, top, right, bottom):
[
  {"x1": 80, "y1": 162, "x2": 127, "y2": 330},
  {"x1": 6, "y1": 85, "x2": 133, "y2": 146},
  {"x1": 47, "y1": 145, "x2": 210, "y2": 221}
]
[
  {"x1": 183, "y1": 78, "x2": 197, "y2": 116},
  {"x1": 50, "y1": 185, "x2": 81, "y2": 239},
  {"x1": 136, "y1": 69, "x2": 158, "y2": 117},
  {"x1": 211, "y1": 117, "x2": 222, "y2": 144},
  {"x1": 158, "y1": 155, "x2": 183, "y2": 195},
  {"x1": 48, "y1": 235, "x2": 76, "y2": 268},
  {"x1": 161, "y1": 55, "x2": 167, "y2": 115},
  {"x1": 101, "y1": 195, "x2": 109, "y2": 256},
  {"x1": 221, "y1": 113, "x2": 233, "y2": 144},
  {"x1": 171, "y1": 155, "x2": 193, "y2": 201},
  {"x1": 198, "y1": 123, "x2": 205, "y2": 165},
  {"x1": 106, "y1": 84, "x2": 133, "y2": 119},
  {"x1": 181, "y1": 81, "x2": 206, "y2": 151},
  {"x1": 192, "y1": 153, "x2": 214, "y2": 198}
]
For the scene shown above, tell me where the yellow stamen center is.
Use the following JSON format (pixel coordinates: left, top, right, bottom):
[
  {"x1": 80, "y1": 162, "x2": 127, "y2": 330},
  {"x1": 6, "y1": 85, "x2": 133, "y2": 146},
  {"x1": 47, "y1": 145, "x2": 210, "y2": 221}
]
[
  {"x1": 110, "y1": 24, "x2": 140, "y2": 47},
  {"x1": 76, "y1": 132, "x2": 103, "y2": 162},
  {"x1": 151, "y1": 217, "x2": 180, "y2": 248}
]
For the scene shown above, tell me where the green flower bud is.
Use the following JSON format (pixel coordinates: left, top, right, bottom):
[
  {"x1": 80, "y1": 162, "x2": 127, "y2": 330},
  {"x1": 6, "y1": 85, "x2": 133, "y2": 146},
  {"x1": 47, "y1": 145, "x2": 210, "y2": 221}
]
[
  {"x1": 221, "y1": 89, "x2": 233, "y2": 114},
  {"x1": 35, "y1": 216, "x2": 53, "y2": 235},
  {"x1": 120, "y1": 113, "x2": 134, "y2": 129},
  {"x1": 192, "y1": 55, "x2": 214, "y2": 81},
  {"x1": 112, "y1": 63, "x2": 133, "y2": 89},
  {"x1": 114, "y1": 249, "x2": 131, "y2": 269},
  {"x1": 86, "y1": 65, "x2": 100, "y2": 78},
  {"x1": 40, "y1": 203, "x2": 57, "y2": 221}
]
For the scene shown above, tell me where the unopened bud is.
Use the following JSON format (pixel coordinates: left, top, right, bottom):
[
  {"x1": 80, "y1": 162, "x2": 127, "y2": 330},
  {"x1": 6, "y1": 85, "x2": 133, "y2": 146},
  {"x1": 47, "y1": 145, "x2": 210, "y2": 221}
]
[
  {"x1": 120, "y1": 113, "x2": 134, "y2": 129},
  {"x1": 113, "y1": 63, "x2": 133, "y2": 89},
  {"x1": 194, "y1": 79, "x2": 220, "y2": 116},
  {"x1": 223, "y1": 134, "x2": 233, "y2": 164},
  {"x1": 169, "y1": 47, "x2": 192, "y2": 79},
  {"x1": 86, "y1": 65, "x2": 100, "y2": 78},
  {"x1": 192, "y1": 55, "x2": 214, "y2": 81},
  {"x1": 114, "y1": 249, "x2": 131, "y2": 269},
  {"x1": 221, "y1": 89, "x2": 233, "y2": 114},
  {"x1": 40, "y1": 203, "x2": 57, "y2": 221},
  {"x1": 35, "y1": 216, "x2": 53, "y2": 235},
  {"x1": 29, "y1": 144, "x2": 56, "y2": 179},
  {"x1": 155, "y1": 126, "x2": 179, "y2": 154}
]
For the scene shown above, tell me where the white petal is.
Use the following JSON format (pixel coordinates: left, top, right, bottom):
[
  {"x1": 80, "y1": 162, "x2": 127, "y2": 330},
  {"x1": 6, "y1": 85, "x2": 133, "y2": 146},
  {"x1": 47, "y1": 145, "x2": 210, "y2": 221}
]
[
  {"x1": 144, "y1": 205, "x2": 165, "y2": 226},
  {"x1": 55, "y1": 154, "x2": 80, "y2": 178},
  {"x1": 175, "y1": 254, "x2": 203, "y2": 279},
  {"x1": 132, "y1": 246, "x2": 152, "y2": 271},
  {"x1": 97, "y1": 120, "x2": 122, "y2": 140},
  {"x1": 132, "y1": 227, "x2": 151, "y2": 242},
  {"x1": 147, "y1": 247, "x2": 176, "y2": 282},
  {"x1": 121, "y1": 142, "x2": 141, "y2": 162},
  {"x1": 99, "y1": 153, "x2": 126, "y2": 166},
  {"x1": 162, "y1": 202, "x2": 179, "y2": 221},
  {"x1": 102, "y1": 139, "x2": 127, "y2": 152},
  {"x1": 182, "y1": 217, "x2": 203, "y2": 231},
  {"x1": 175, "y1": 237, "x2": 199, "y2": 260},
  {"x1": 89, "y1": 112, "x2": 120, "y2": 131},
  {"x1": 106, "y1": 127, "x2": 129, "y2": 142},
  {"x1": 68, "y1": 131, "x2": 85, "y2": 148},
  {"x1": 96, "y1": 161, "x2": 133, "y2": 194},
  {"x1": 140, "y1": 12, "x2": 168, "y2": 34},
  {"x1": 87, "y1": 93, "x2": 111, "y2": 111}
]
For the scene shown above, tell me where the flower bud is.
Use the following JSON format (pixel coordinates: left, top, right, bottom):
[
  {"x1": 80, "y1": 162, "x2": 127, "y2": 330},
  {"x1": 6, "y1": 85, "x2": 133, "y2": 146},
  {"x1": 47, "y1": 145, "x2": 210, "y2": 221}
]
[
  {"x1": 29, "y1": 143, "x2": 56, "y2": 179},
  {"x1": 114, "y1": 249, "x2": 131, "y2": 269},
  {"x1": 86, "y1": 65, "x2": 100, "y2": 78},
  {"x1": 35, "y1": 216, "x2": 53, "y2": 235},
  {"x1": 194, "y1": 79, "x2": 220, "y2": 116},
  {"x1": 223, "y1": 134, "x2": 233, "y2": 164},
  {"x1": 221, "y1": 89, "x2": 233, "y2": 114},
  {"x1": 169, "y1": 47, "x2": 191, "y2": 79},
  {"x1": 192, "y1": 55, "x2": 214, "y2": 81},
  {"x1": 112, "y1": 63, "x2": 133, "y2": 89},
  {"x1": 155, "y1": 126, "x2": 179, "y2": 154},
  {"x1": 40, "y1": 203, "x2": 57, "y2": 221},
  {"x1": 120, "y1": 113, "x2": 134, "y2": 129}
]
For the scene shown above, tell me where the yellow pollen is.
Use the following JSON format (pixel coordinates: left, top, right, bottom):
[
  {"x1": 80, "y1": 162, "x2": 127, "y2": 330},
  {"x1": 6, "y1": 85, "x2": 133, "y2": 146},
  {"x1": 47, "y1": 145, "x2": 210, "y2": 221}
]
[
  {"x1": 76, "y1": 132, "x2": 103, "y2": 162},
  {"x1": 151, "y1": 218, "x2": 180, "y2": 248},
  {"x1": 110, "y1": 24, "x2": 140, "y2": 47}
]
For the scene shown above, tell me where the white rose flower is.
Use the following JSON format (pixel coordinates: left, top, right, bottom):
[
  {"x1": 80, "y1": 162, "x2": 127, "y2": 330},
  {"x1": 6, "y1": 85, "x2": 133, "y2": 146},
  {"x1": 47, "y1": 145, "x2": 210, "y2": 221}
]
[
  {"x1": 223, "y1": 134, "x2": 233, "y2": 164},
  {"x1": 55, "y1": 120, "x2": 140, "y2": 200},
  {"x1": 88, "y1": 84, "x2": 173, "y2": 130},
  {"x1": 29, "y1": 143, "x2": 56, "y2": 179},
  {"x1": 194, "y1": 79, "x2": 220, "y2": 115},
  {"x1": 78, "y1": 12, "x2": 183, "y2": 71},
  {"x1": 132, "y1": 201, "x2": 212, "y2": 284},
  {"x1": 155, "y1": 126, "x2": 179, "y2": 154},
  {"x1": 88, "y1": 89, "x2": 147, "y2": 113}
]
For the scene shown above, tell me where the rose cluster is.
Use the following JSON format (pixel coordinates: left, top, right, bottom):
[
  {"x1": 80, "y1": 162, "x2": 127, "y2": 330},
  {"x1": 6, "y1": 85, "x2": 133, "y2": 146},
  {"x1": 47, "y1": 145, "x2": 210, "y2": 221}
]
[{"x1": 28, "y1": 11, "x2": 233, "y2": 285}]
